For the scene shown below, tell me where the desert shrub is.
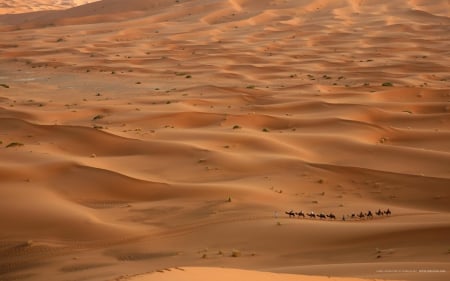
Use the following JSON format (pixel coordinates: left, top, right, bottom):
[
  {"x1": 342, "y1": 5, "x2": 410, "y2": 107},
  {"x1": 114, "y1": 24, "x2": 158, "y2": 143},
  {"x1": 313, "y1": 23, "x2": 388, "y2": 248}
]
[
  {"x1": 231, "y1": 249, "x2": 241, "y2": 257},
  {"x1": 6, "y1": 142, "x2": 24, "y2": 148},
  {"x1": 92, "y1": 115, "x2": 104, "y2": 121},
  {"x1": 18, "y1": 240, "x2": 33, "y2": 247}
]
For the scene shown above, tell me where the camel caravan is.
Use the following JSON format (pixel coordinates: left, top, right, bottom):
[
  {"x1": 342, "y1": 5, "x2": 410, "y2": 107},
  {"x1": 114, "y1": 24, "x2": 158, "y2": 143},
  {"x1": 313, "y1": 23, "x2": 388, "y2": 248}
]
[{"x1": 285, "y1": 209, "x2": 391, "y2": 221}]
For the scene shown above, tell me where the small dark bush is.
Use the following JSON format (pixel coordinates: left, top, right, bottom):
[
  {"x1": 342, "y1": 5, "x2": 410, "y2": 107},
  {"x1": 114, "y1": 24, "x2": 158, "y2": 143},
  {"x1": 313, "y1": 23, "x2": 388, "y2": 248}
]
[{"x1": 6, "y1": 142, "x2": 24, "y2": 148}]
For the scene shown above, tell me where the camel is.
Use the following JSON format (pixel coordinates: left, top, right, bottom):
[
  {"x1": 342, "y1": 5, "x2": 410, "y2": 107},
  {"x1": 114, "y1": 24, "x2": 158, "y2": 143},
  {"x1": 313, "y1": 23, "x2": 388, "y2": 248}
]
[
  {"x1": 384, "y1": 208, "x2": 391, "y2": 216},
  {"x1": 358, "y1": 212, "x2": 365, "y2": 219},
  {"x1": 318, "y1": 213, "x2": 327, "y2": 219},
  {"x1": 327, "y1": 213, "x2": 336, "y2": 220},
  {"x1": 366, "y1": 210, "x2": 373, "y2": 219},
  {"x1": 285, "y1": 210, "x2": 295, "y2": 218},
  {"x1": 376, "y1": 209, "x2": 383, "y2": 216},
  {"x1": 296, "y1": 211, "x2": 305, "y2": 218},
  {"x1": 307, "y1": 212, "x2": 316, "y2": 219}
]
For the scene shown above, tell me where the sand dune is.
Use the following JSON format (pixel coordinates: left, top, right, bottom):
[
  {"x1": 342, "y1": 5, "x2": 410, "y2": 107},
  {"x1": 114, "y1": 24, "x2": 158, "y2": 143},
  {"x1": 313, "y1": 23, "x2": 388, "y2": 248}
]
[
  {"x1": 0, "y1": 0, "x2": 100, "y2": 14},
  {"x1": 126, "y1": 267, "x2": 404, "y2": 281},
  {"x1": 0, "y1": 0, "x2": 449, "y2": 281}
]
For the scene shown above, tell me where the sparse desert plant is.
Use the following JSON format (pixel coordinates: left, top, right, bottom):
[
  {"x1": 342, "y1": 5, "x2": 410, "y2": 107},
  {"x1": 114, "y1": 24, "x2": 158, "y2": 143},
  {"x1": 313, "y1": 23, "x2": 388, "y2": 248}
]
[
  {"x1": 312, "y1": 200, "x2": 319, "y2": 204},
  {"x1": 6, "y1": 142, "x2": 24, "y2": 148},
  {"x1": 276, "y1": 221, "x2": 282, "y2": 226},
  {"x1": 92, "y1": 114, "x2": 104, "y2": 121},
  {"x1": 56, "y1": 38, "x2": 64, "y2": 42},
  {"x1": 246, "y1": 85, "x2": 255, "y2": 89},
  {"x1": 227, "y1": 196, "x2": 232, "y2": 203},
  {"x1": 382, "y1": 82, "x2": 393, "y2": 87},
  {"x1": 262, "y1": 128, "x2": 270, "y2": 132},
  {"x1": 19, "y1": 240, "x2": 33, "y2": 247},
  {"x1": 0, "y1": 84, "x2": 10, "y2": 88},
  {"x1": 136, "y1": 81, "x2": 141, "y2": 84},
  {"x1": 185, "y1": 75, "x2": 192, "y2": 79},
  {"x1": 231, "y1": 249, "x2": 241, "y2": 257},
  {"x1": 232, "y1": 125, "x2": 241, "y2": 129}
]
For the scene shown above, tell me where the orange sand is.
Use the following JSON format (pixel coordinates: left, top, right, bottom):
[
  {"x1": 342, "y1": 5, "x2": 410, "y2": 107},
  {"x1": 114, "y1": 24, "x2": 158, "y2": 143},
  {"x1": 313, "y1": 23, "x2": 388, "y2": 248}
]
[{"x1": 0, "y1": 1, "x2": 449, "y2": 281}]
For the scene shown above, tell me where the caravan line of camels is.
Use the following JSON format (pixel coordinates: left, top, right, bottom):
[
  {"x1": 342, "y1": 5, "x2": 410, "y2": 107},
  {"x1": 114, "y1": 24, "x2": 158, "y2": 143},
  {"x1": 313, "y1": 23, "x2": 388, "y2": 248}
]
[{"x1": 285, "y1": 209, "x2": 391, "y2": 221}]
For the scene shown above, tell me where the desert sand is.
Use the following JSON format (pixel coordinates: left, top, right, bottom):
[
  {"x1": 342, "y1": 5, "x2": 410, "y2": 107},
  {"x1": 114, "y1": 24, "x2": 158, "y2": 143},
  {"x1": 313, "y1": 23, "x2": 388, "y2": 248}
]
[{"x1": 0, "y1": 0, "x2": 449, "y2": 281}]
